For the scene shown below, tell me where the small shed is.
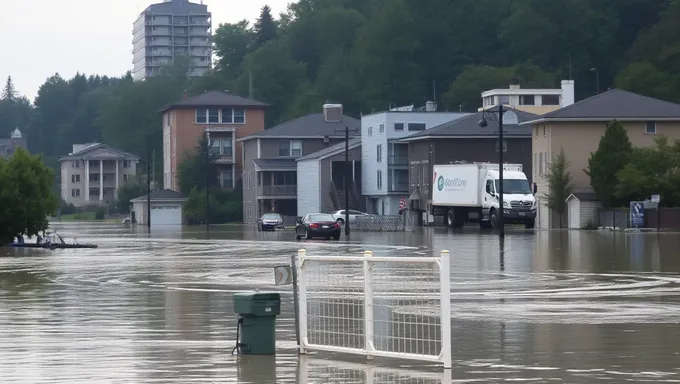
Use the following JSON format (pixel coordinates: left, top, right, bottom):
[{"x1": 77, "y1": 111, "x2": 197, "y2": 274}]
[
  {"x1": 130, "y1": 189, "x2": 188, "y2": 226},
  {"x1": 566, "y1": 192, "x2": 600, "y2": 229}
]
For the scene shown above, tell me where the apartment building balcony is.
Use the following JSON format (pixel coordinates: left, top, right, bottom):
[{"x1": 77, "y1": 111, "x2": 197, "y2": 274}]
[
  {"x1": 388, "y1": 168, "x2": 409, "y2": 193},
  {"x1": 257, "y1": 185, "x2": 297, "y2": 198},
  {"x1": 387, "y1": 154, "x2": 409, "y2": 166}
]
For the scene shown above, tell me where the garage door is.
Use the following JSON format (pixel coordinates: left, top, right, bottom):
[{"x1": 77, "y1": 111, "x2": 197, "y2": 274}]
[{"x1": 150, "y1": 205, "x2": 182, "y2": 226}]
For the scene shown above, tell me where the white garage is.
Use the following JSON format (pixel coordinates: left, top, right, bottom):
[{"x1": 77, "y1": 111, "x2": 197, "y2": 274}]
[
  {"x1": 130, "y1": 189, "x2": 187, "y2": 227},
  {"x1": 566, "y1": 192, "x2": 600, "y2": 229}
]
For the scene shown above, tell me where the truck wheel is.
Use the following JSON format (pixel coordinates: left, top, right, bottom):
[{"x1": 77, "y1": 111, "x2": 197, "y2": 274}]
[
  {"x1": 489, "y1": 209, "x2": 499, "y2": 229},
  {"x1": 525, "y1": 219, "x2": 535, "y2": 229},
  {"x1": 446, "y1": 210, "x2": 455, "y2": 228},
  {"x1": 479, "y1": 220, "x2": 493, "y2": 229}
]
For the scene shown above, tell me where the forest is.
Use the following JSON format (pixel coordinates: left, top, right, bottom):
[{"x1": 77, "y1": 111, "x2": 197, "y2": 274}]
[{"x1": 0, "y1": 0, "x2": 679, "y2": 189}]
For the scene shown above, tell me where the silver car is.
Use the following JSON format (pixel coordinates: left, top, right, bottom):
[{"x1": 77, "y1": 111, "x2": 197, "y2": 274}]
[{"x1": 330, "y1": 210, "x2": 369, "y2": 225}]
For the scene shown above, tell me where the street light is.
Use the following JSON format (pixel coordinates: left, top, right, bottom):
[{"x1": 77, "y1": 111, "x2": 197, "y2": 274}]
[
  {"x1": 333, "y1": 126, "x2": 360, "y2": 237},
  {"x1": 478, "y1": 105, "x2": 507, "y2": 239},
  {"x1": 590, "y1": 67, "x2": 600, "y2": 94}
]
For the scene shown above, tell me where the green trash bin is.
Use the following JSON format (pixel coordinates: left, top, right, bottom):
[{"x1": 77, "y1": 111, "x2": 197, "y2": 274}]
[{"x1": 233, "y1": 292, "x2": 281, "y2": 355}]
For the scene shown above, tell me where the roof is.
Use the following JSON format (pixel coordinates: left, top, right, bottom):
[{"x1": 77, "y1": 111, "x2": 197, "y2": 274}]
[
  {"x1": 297, "y1": 138, "x2": 362, "y2": 162},
  {"x1": 238, "y1": 113, "x2": 361, "y2": 141},
  {"x1": 130, "y1": 189, "x2": 187, "y2": 202},
  {"x1": 59, "y1": 143, "x2": 140, "y2": 161},
  {"x1": 400, "y1": 106, "x2": 536, "y2": 143},
  {"x1": 158, "y1": 90, "x2": 268, "y2": 113},
  {"x1": 566, "y1": 192, "x2": 599, "y2": 202},
  {"x1": 253, "y1": 158, "x2": 297, "y2": 171},
  {"x1": 523, "y1": 89, "x2": 680, "y2": 124},
  {"x1": 142, "y1": 0, "x2": 208, "y2": 15}
]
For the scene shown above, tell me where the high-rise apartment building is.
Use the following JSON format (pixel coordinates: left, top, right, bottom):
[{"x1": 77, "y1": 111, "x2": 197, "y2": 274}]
[{"x1": 132, "y1": 0, "x2": 212, "y2": 81}]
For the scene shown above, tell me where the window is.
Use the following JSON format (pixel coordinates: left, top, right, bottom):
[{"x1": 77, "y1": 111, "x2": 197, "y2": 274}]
[
  {"x1": 543, "y1": 95, "x2": 560, "y2": 105},
  {"x1": 72, "y1": 161, "x2": 80, "y2": 168},
  {"x1": 520, "y1": 95, "x2": 535, "y2": 105},
  {"x1": 377, "y1": 170, "x2": 383, "y2": 190},
  {"x1": 221, "y1": 108, "x2": 233, "y2": 123},
  {"x1": 376, "y1": 144, "x2": 382, "y2": 162},
  {"x1": 279, "y1": 141, "x2": 290, "y2": 157},
  {"x1": 196, "y1": 109, "x2": 207, "y2": 123},
  {"x1": 485, "y1": 180, "x2": 494, "y2": 194},
  {"x1": 71, "y1": 189, "x2": 80, "y2": 197},
  {"x1": 368, "y1": 127, "x2": 373, "y2": 136},
  {"x1": 124, "y1": 174, "x2": 129, "y2": 182},
  {"x1": 71, "y1": 175, "x2": 80, "y2": 183},
  {"x1": 646, "y1": 121, "x2": 656, "y2": 134},
  {"x1": 220, "y1": 170, "x2": 234, "y2": 188},
  {"x1": 208, "y1": 108, "x2": 219, "y2": 123},
  {"x1": 222, "y1": 138, "x2": 233, "y2": 155},
  {"x1": 379, "y1": 124, "x2": 384, "y2": 133},
  {"x1": 220, "y1": 108, "x2": 246, "y2": 124},
  {"x1": 233, "y1": 109, "x2": 245, "y2": 123},
  {"x1": 495, "y1": 139, "x2": 508, "y2": 152},
  {"x1": 123, "y1": 160, "x2": 131, "y2": 168},
  {"x1": 89, "y1": 174, "x2": 99, "y2": 182},
  {"x1": 394, "y1": 123, "x2": 404, "y2": 131},
  {"x1": 279, "y1": 140, "x2": 302, "y2": 157},
  {"x1": 408, "y1": 123, "x2": 426, "y2": 131},
  {"x1": 498, "y1": 95, "x2": 510, "y2": 105}
]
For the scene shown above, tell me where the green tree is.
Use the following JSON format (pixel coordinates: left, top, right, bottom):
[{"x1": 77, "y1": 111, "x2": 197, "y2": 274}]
[
  {"x1": 213, "y1": 20, "x2": 255, "y2": 80},
  {"x1": 184, "y1": 187, "x2": 243, "y2": 225},
  {"x1": 543, "y1": 147, "x2": 573, "y2": 228},
  {"x1": 176, "y1": 136, "x2": 220, "y2": 195},
  {"x1": 116, "y1": 182, "x2": 147, "y2": 214},
  {"x1": 254, "y1": 5, "x2": 278, "y2": 47},
  {"x1": 0, "y1": 148, "x2": 57, "y2": 244},
  {"x1": 585, "y1": 120, "x2": 633, "y2": 207},
  {"x1": 616, "y1": 62, "x2": 680, "y2": 103},
  {"x1": 2, "y1": 76, "x2": 17, "y2": 100}
]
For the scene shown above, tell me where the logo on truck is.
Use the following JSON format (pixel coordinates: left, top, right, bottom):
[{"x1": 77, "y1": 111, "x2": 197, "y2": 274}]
[{"x1": 437, "y1": 175, "x2": 467, "y2": 192}]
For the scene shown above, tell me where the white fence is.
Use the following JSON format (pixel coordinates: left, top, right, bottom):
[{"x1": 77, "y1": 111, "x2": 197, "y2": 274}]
[
  {"x1": 298, "y1": 356, "x2": 452, "y2": 383},
  {"x1": 296, "y1": 249, "x2": 452, "y2": 368}
]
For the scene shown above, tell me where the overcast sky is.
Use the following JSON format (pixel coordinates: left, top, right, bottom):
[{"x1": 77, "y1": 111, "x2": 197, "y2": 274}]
[{"x1": 0, "y1": 0, "x2": 289, "y2": 102}]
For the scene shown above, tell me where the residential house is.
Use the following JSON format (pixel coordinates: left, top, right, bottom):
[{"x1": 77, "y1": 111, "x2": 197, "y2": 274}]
[
  {"x1": 297, "y1": 138, "x2": 362, "y2": 217},
  {"x1": 158, "y1": 90, "x2": 268, "y2": 192},
  {"x1": 239, "y1": 103, "x2": 360, "y2": 223},
  {"x1": 59, "y1": 143, "x2": 140, "y2": 206},
  {"x1": 361, "y1": 103, "x2": 468, "y2": 216},
  {"x1": 524, "y1": 88, "x2": 680, "y2": 229},
  {"x1": 0, "y1": 128, "x2": 27, "y2": 159},
  {"x1": 480, "y1": 80, "x2": 575, "y2": 115},
  {"x1": 399, "y1": 106, "x2": 537, "y2": 221},
  {"x1": 130, "y1": 189, "x2": 188, "y2": 226}
]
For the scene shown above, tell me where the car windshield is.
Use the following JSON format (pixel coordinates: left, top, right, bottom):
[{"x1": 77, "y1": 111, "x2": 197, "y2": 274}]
[
  {"x1": 494, "y1": 179, "x2": 532, "y2": 194},
  {"x1": 309, "y1": 214, "x2": 334, "y2": 222},
  {"x1": 262, "y1": 214, "x2": 281, "y2": 220}
]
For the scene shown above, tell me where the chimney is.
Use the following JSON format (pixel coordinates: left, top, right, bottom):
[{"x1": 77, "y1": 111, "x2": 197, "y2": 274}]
[
  {"x1": 182, "y1": 90, "x2": 188, "y2": 99},
  {"x1": 509, "y1": 77, "x2": 520, "y2": 90},
  {"x1": 323, "y1": 102, "x2": 343, "y2": 123},
  {"x1": 561, "y1": 80, "x2": 575, "y2": 107},
  {"x1": 425, "y1": 101, "x2": 437, "y2": 112}
]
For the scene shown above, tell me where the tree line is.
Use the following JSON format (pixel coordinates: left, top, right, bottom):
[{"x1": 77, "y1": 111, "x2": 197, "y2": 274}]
[{"x1": 1, "y1": 0, "x2": 679, "y2": 195}]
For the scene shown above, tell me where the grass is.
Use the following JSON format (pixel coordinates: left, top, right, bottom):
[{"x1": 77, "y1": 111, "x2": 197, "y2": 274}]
[{"x1": 57, "y1": 212, "x2": 116, "y2": 222}]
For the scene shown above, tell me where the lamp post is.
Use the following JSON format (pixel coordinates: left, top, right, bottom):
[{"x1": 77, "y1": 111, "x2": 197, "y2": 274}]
[
  {"x1": 334, "y1": 126, "x2": 360, "y2": 237},
  {"x1": 147, "y1": 145, "x2": 151, "y2": 232},
  {"x1": 590, "y1": 67, "x2": 600, "y2": 94},
  {"x1": 479, "y1": 105, "x2": 506, "y2": 238}
]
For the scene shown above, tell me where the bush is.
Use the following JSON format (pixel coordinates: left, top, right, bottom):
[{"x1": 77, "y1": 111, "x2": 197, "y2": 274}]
[
  {"x1": 95, "y1": 206, "x2": 107, "y2": 220},
  {"x1": 59, "y1": 200, "x2": 77, "y2": 215}
]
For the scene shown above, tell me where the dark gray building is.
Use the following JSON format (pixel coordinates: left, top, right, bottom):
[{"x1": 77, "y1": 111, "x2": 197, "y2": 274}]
[
  {"x1": 0, "y1": 128, "x2": 27, "y2": 159},
  {"x1": 239, "y1": 104, "x2": 360, "y2": 223},
  {"x1": 399, "y1": 106, "x2": 536, "y2": 214}
]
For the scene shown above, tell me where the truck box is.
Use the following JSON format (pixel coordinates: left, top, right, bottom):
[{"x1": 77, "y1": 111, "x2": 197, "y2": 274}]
[{"x1": 432, "y1": 163, "x2": 523, "y2": 207}]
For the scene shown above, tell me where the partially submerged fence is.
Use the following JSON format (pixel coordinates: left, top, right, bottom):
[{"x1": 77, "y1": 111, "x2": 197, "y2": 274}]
[
  {"x1": 298, "y1": 356, "x2": 452, "y2": 383},
  {"x1": 354, "y1": 215, "x2": 404, "y2": 232},
  {"x1": 296, "y1": 249, "x2": 452, "y2": 368}
]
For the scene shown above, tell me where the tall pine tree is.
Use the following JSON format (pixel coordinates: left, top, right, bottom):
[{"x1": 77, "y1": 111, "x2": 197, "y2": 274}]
[
  {"x1": 585, "y1": 120, "x2": 633, "y2": 207},
  {"x1": 1, "y1": 76, "x2": 16, "y2": 101},
  {"x1": 254, "y1": 5, "x2": 277, "y2": 47}
]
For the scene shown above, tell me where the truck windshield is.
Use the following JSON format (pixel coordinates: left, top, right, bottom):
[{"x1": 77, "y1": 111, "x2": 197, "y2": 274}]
[{"x1": 495, "y1": 179, "x2": 532, "y2": 194}]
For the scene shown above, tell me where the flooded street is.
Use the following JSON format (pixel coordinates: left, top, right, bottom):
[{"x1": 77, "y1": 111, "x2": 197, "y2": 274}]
[{"x1": 1, "y1": 223, "x2": 680, "y2": 383}]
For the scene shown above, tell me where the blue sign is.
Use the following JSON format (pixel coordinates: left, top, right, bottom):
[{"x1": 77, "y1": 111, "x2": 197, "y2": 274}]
[{"x1": 630, "y1": 201, "x2": 645, "y2": 228}]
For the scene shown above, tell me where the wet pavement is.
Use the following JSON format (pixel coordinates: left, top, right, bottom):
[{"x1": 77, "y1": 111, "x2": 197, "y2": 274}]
[{"x1": 1, "y1": 223, "x2": 680, "y2": 383}]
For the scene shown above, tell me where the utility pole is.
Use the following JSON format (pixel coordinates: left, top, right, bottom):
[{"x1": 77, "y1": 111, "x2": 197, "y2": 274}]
[
  {"x1": 146, "y1": 145, "x2": 151, "y2": 232},
  {"x1": 334, "y1": 126, "x2": 359, "y2": 237},
  {"x1": 498, "y1": 104, "x2": 505, "y2": 239},
  {"x1": 205, "y1": 130, "x2": 211, "y2": 233}
]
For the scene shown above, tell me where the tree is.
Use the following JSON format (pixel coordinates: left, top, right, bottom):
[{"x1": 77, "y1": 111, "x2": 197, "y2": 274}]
[
  {"x1": 543, "y1": 147, "x2": 573, "y2": 228},
  {"x1": 1, "y1": 76, "x2": 16, "y2": 100},
  {"x1": 585, "y1": 120, "x2": 633, "y2": 207},
  {"x1": 254, "y1": 5, "x2": 278, "y2": 47},
  {"x1": 615, "y1": 61, "x2": 680, "y2": 103},
  {"x1": 0, "y1": 148, "x2": 57, "y2": 244},
  {"x1": 116, "y1": 182, "x2": 147, "y2": 214},
  {"x1": 213, "y1": 20, "x2": 255, "y2": 80},
  {"x1": 176, "y1": 136, "x2": 220, "y2": 195}
]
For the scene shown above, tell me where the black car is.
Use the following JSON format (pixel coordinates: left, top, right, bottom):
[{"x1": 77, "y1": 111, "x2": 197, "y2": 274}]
[
  {"x1": 295, "y1": 213, "x2": 342, "y2": 240},
  {"x1": 257, "y1": 213, "x2": 284, "y2": 231}
]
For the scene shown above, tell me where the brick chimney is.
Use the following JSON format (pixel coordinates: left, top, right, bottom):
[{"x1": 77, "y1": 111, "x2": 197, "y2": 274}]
[{"x1": 323, "y1": 102, "x2": 343, "y2": 123}]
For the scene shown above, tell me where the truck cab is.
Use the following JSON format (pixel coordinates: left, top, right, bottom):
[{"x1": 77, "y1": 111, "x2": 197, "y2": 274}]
[{"x1": 482, "y1": 169, "x2": 536, "y2": 228}]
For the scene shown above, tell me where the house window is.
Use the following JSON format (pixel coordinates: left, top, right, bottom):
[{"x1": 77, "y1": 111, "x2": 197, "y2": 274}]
[
  {"x1": 196, "y1": 109, "x2": 207, "y2": 123},
  {"x1": 220, "y1": 170, "x2": 234, "y2": 188},
  {"x1": 208, "y1": 108, "x2": 219, "y2": 123},
  {"x1": 222, "y1": 138, "x2": 233, "y2": 155},
  {"x1": 368, "y1": 127, "x2": 372, "y2": 136},
  {"x1": 71, "y1": 161, "x2": 80, "y2": 168},
  {"x1": 376, "y1": 144, "x2": 382, "y2": 162},
  {"x1": 124, "y1": 174, "x2": 129, "y2": 182},
  {"x1": 233, "y1": 109, "x2": 245, "y2": 123},
  {"x1": 379, "y1": 124, "x2": 384, "y2": 133},
  {"x1": 408, "y1": 123, "x2": 426, "y2": 131},
  {"x1": 543, "y1": 95, "x2": 560, "y2": 105},
  {"x1": 394, "y1": 123, "x2": 404, "y2": 131},
  {"x1": 646, "y1": 121, "x2": 656, "y2": 134},
  {"x1": 279, "y1": 141, "x2": 290, "y2": 157},
  {"x1": 498, "y1": 95, "x2": 510, "y2": 105},
  {"x1": 279, "y1": 140, "x2": 302, "y2": 157},
  {"x1": 71, "y1": 189, "x2": 80, "y2": 197},
  {"x1": 221, "y1": 109, "x2": 233, "y2": 123},
  {"x1": 377, "y1": 170, "x2": 382, "y2": 190},
  {"x1": 71, "y1": 175, "x2": 80, "y2": 183},
  {"x1": 123, "y1": 160, "x2": 131, "y2": 168},
  {"x1": 495, "y1": 139, "x2": 508, "y2": 152},
  {"x1": 520, "y1": 95, "x2": 535, "y2": 105},
  {"x1": 220, "y1": 108, "x2": 246, "y2": 124},
  {"x1": 89, "y1": 174, "x2": 99, "y2": 182}
]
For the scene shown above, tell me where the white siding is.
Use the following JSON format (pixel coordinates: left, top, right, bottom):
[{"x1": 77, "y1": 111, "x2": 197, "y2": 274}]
[
  {"x1": 580, "y1": 201, "x2": 600, "y2": 228},
  {"x1": 297, "y1": 160, "x2": 320, "y2": 216}
]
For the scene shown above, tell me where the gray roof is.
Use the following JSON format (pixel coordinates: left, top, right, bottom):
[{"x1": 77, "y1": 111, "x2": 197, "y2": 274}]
[
  {"x1": 567, "y1": 192, "x2": 598, "y2": 202},
  {"x1": 523, "y1": 89, "x2": 680, "y2": 124},
  {"x1": 400, "y1": 106, "x2": 536, "y2": 142},
  {"x1": 158, "y1": 90, "x2": 268, "y2": 113},
  {"x1": 239, "y1": 113, "x2": 360, "y2": 141},
  {"x1": 297, "y1": 138, "x2": 362, "y2": 161},
  {"x1": 59, "y1": 143, "x2": 140, "y2": 161},
  {"x1": 144, "y1": 0, "x2": 208, "y2": 14},
  {"x1": 253, "y1": 158, "x2": 297, "y2": 171},
  {"x1": 131, "y1": 189, "x2": 186, "y2": 202}
]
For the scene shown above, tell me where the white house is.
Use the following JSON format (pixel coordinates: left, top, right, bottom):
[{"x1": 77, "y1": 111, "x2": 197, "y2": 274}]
[
  {"x1": 361, "y1": 103, "x2": 468, "y2": 215},
  {"x1": 130, "y1": 189, "x2": 188, "y2": 226},
  {"x1": 480, "y1": 80, "x2": 576, "y2": 115}
]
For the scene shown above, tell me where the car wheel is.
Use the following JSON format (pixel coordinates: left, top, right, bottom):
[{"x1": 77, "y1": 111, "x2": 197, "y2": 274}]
[
  {"x1": 296, "y1": 235, "x2": 302, "y2": 241},
  {"x1": 333, "y1": 234, "x2": 340, "y2": 241}
]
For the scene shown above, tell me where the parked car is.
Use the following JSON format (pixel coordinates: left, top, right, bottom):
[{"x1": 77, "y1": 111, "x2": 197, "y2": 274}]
[
  {"x1": 295, "y1": 213, "x2": 342, "y2": 240},
  {"x1": 257, "y1": 213, "x2": 284, "y2": 231},
  {"x1": 330, "y1": 209, "x2": 369, "y2": 225}
]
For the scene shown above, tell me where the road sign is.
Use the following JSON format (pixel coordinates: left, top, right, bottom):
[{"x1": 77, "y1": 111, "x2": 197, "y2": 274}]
[
  {"x1": 630, "y1": 201, "x2": 645, "y2": 228},
  {"x1": 274, "y1": 265, "x2": 293, "y2": 285}
]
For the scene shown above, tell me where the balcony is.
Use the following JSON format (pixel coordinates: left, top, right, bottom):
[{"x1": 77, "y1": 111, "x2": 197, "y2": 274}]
[
  {"x1": 388, "y1": 155, "x2": 408, "y2": 166},
  {"x1": 257, "y1": 185, "x2": 297, "y2": 198}
]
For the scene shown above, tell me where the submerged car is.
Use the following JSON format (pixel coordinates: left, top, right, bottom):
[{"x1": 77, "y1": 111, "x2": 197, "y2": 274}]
[
  {"x1": 330, "y1": 209, "x2": 369, "y2": 225},
  {"x1": 257, "y1": 213, "x2": 284, "y2": 231},
  {"x1": 295, "y1": 213, "x2": 342, "y2": 240}
]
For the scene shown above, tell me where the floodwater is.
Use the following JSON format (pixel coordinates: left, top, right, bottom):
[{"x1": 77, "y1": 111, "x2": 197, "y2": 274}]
[{"x1": 1, "y1": 223, "x2": 680, "y2": 383}]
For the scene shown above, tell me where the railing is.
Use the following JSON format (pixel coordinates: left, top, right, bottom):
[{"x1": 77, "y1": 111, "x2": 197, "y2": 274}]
[
  {"x1": 297, "y1": 250, "x2": 452, "y2": 368},
  {"x1": 388, "y1": 183, "x2": 409, "y2": 192},
  {"x1": 355, "y1": 215, "x2": 404, "y2": 231},
  {"x1": 257, "y1": 185, "x2": 297, "y2": 197},
  {"x1": 388, "y1": 155, "x2": 409, "y2": 166},
  {"x1": 298, "y1": 357, "x2": 452, "y2": 383}
]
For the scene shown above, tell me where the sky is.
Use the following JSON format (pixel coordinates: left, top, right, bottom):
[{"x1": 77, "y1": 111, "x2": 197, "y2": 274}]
[{"x1": 0, "y1": 0, "x2": 289, "y2": 102}]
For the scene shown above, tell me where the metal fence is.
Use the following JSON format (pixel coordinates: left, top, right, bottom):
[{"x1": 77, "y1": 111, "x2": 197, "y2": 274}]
[
  {"x1": 297, "y1": 249, "x2": 452, "y2": 368},
  {"x1": 298, "y1": 357, "x2": 452, "y2": 383},
  {"x1": 597, "y1": 208, "x2": 630, "y2": 229},
  {"x1": 354, "y1": 215, "x2": 404, "y2": 232}
]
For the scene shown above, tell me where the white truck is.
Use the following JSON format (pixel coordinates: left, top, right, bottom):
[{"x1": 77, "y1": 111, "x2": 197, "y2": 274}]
[{"x1": 431, "y1": 163, "x2": 536, "y2": 229}]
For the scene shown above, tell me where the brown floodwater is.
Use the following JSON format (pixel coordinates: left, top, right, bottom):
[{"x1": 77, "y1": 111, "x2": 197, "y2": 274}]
[{"x1": 1, "y1": 223, "x2": 679, "y2": 383}]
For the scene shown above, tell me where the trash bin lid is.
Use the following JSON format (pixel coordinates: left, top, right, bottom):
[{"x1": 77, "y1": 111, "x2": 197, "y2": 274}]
[{"x1": 233, "y1": 292, "x2": 281, "y2": 301}]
